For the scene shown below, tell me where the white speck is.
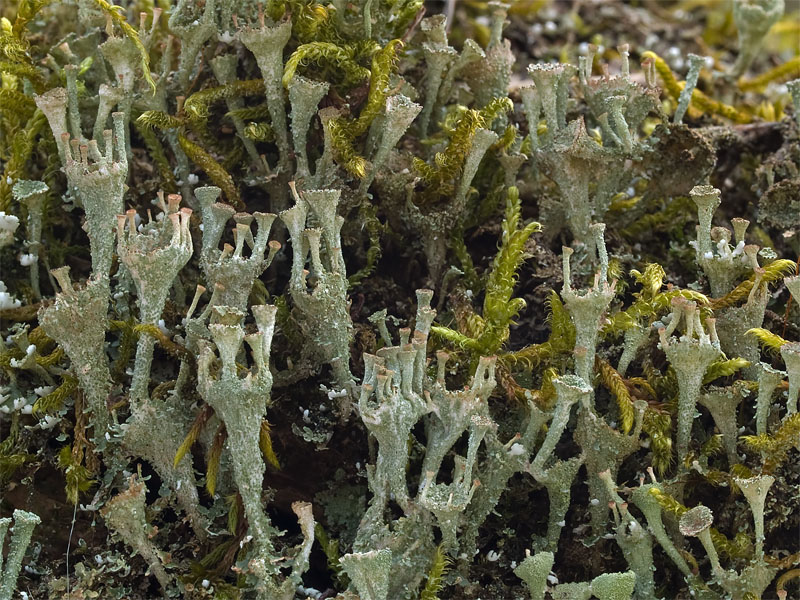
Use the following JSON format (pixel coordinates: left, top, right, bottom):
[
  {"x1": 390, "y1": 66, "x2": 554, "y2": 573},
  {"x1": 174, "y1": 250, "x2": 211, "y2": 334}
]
[
  {"x1": 508, "y1": 443, "x2": 525, "y2": 456},
  {"x1": 105, "y1": 432, "x2": 111, "y2": 441},
  {"x1": 19, "y1": 253, "x2": 36, "y2": 266},
  {"x1": 297, "y1": 586, "x2": 322, "y2": 599},
  {"x1": 188, "y1": 174, "x2": 199, "y2": 185},
  {"x1": 240, "y1": 535, "x2": 253, "y2": 548},
  {"x1": 557, "y1": 520, "x2": 566, "y2": 527},
  {"x1": 0, "y1": 284, "x2": 21, "y2": 309},
  {"x1": 158, "y1": 319, "x2": 169, "y2": 335},
  {"x1": 303, "y1": 409, "x2": 310, "y2": 423},
  {"x1": 327, "y1": 388, "x2": 348, "y2": 400},
  {"x1": 5, "y1": 177, "x2": 12, "y2": 185},
  {"x1": 703, "y1": 251, "x2": 714, "y2": 260},
  {"x1": 547, "y1": 574, "x2": 559, "y2": 585},
  {"x1": 0, "y1": 212, "x2": 20, "y2": 233},
  {"x1": 544, "y1": 21, "x2": 557, "y2": 32},
  {"x1": 40, "y1": 414, "x2": 60, "y2": 430},
  {"x1": 202, "y1": 579, "x2": 210, "y2": 589},
  {"x1": 486, "y1": 550, "x2": 501, "y2": 562},
  {"x1": 667, "y1": 46, "x2": 681, "y2": 58},
  {"x1": 95, "y1": 554, "x2": 104, "y2": 565},
  {"x1": 590, "y1": 498, "x2": 600, "y2": 505},
  {"x1": 34, "y1": 386, "x2": 55, "y2": 397},
  {"x1": 199, "y1": 223, "x2": 204, "y2": 231},
  {"x1": 704, "y1": 56, "x2": 715, "y2": 69}
]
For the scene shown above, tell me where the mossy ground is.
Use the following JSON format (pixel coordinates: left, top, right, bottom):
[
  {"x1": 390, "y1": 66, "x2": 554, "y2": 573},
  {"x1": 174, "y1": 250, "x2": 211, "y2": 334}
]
[{"x1": 1, "y1": 1, "x2": 799, "y2": 598}]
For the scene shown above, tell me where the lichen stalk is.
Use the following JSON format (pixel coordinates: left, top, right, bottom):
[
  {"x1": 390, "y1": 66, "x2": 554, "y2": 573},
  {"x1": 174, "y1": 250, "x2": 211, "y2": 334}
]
[
  {"x1": 659, "y1": 299, "x2": 721, "y2": 463},
  {"x1": 239, "y1": 18, "x2": 293, "y2": 171}
]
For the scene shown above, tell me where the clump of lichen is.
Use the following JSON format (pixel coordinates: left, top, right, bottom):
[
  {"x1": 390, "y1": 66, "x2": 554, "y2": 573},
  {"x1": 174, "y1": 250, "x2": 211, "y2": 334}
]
[{"x1": 1, "y1": 1, "x2": 799, "y2": 599}]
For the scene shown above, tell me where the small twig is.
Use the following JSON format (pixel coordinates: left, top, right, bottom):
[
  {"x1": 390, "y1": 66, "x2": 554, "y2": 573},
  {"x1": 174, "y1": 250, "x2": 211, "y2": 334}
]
[
  {"x1": 0, "y1": 301, "x2": 48, "y2": 322},
  {"x1": 401, "y1": 6, "x2": 426, "y2": 45},
  {"x1": 66, "y1": 502, "x2": 77, "y2": 599},
  {"x1": 782, "y1": 255, "x2": 799, "y2": 339},
  {"x1": 445, "y1": 0, "x2": 456, "y2": 33}
]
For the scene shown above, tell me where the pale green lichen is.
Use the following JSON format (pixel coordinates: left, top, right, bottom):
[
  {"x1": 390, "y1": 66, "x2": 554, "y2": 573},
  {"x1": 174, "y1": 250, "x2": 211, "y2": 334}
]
[
  {"x1": 561, "y1": 224, "x2": 615, "y2": 386},
  {"x1": 731, "y1": 0, "x2": 785, "y2": 77},
  {"x1": 197, "y1": 185, "x2": 280, "y2": 312},
  {"x1": 514, "y1": 549, "x2": 554, "y2": 600},
  {"x1": 755, "y1": 362, "x2": 785, "y2": 435},
  {"x1": 281, "y1": 183, "x2": 354, "y2": 395},
  {"x1": 100, "y1": 477, "x2": 172, "y2": 593},
  {"x1": 780, "y1": 342, "x2": 800, "y2": 415},
  {"x1": 11, "y1": 180, "x2": 47, "y2": 299},
  {"x1": 38, "y1": 268, "x2": 111, "y2": 441},
  {"x1": 288, "y1": 74, "x2": 330, "y2": 180},
  {"x1": 0, "y1": 510, "x2": 40, "y2": 600},
  {"x1": 116, "y1": 201, "x2": 193, "y2": 406},
  {"x1": 239, "y1": 16, "x2": 293, "y2": 171},
  {"x1": 658, "y1": 297, "x2": 722, "y2": 463},
  {"x1": 1, "y1": 3, "x2": 799, "y2": 599}
]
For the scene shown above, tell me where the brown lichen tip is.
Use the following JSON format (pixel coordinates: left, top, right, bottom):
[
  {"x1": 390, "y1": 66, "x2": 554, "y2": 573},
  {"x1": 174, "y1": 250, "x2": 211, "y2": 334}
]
[
  {"x1": 678, "y1": 504, "x2": 713, "y2": 537},
  {"x1": 101, "y1": 474, "x2": 146, "y2": 518}
]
